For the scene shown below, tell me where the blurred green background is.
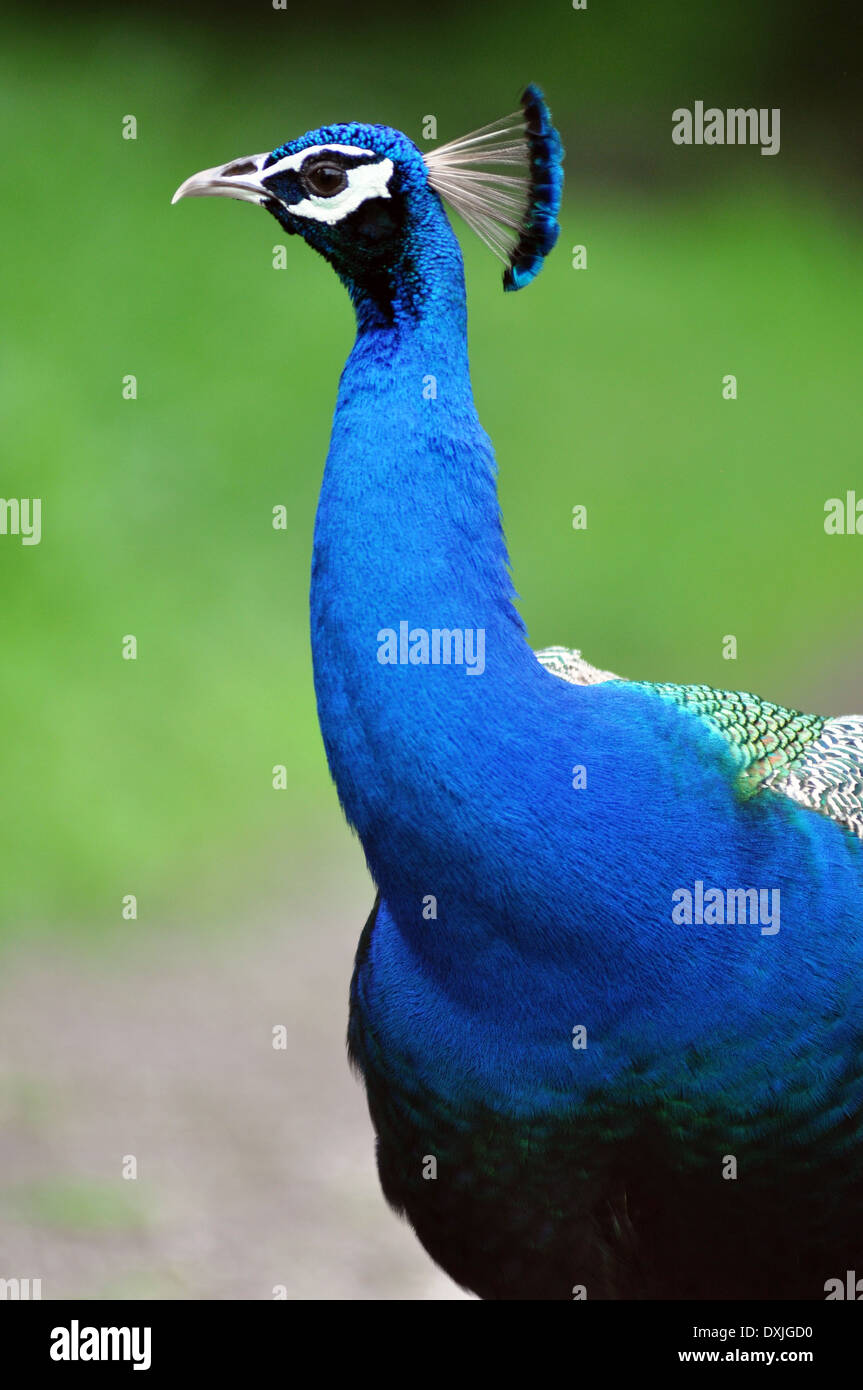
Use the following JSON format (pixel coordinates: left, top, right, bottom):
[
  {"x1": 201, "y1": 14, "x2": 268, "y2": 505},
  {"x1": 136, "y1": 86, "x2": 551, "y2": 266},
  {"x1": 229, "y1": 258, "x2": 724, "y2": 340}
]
[
  {"x1": 2, "y1": 0, "x2": 862, "y2": 938},
  {"x1": 1, "y1": 0, "x2": 861, "y2": 1302}
]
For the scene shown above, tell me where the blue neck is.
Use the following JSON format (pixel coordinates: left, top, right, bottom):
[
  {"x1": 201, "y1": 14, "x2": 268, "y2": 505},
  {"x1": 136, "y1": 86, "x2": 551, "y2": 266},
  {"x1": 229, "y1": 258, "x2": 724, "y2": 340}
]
[{"x1": 310, "y1": 217, "x2": 535, "y2": 897}]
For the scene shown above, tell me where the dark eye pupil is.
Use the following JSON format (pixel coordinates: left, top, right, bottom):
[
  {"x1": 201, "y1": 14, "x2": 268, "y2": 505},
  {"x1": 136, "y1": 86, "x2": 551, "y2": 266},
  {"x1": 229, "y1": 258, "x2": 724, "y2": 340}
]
[{"x1": 305, "y1": 163, "x2": 347, "y2": 197}]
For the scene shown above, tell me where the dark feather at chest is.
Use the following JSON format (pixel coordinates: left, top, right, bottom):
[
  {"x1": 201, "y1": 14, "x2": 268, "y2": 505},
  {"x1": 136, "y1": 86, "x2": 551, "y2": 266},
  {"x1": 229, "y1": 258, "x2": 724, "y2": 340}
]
[{"x1": 348, "y1": 899, "x2": 863, "y2": 1301}]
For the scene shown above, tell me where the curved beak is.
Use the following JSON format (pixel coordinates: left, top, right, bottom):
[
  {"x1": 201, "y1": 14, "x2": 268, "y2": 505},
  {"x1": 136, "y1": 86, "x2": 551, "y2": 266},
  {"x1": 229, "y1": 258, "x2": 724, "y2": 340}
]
[{"x1": 171, "y1": 153, "x2": 274, "y2": 207}]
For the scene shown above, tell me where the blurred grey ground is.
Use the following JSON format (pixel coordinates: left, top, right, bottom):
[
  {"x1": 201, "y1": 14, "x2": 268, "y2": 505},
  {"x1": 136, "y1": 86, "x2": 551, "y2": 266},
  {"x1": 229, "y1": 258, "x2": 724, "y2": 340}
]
[{"x1": 0, "y1": 853, "x2": 468, "y2": 1300}]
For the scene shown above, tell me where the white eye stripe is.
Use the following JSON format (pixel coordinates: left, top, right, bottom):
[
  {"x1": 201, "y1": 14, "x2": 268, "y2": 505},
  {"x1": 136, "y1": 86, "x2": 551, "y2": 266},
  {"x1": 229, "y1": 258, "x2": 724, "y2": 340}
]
[
  {"x1": 285, "y1": 158, "x2": 395, "y2": 225},
  {"x1": 263, "y1": 143, "x2": 379, "y2": 178}
]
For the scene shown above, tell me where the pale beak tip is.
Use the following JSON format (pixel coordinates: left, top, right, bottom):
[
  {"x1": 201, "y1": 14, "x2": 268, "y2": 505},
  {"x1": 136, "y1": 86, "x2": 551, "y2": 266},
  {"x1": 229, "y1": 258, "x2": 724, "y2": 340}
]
[{"x1": 170, "y1": 155, "x2": 270, "y2": 211}]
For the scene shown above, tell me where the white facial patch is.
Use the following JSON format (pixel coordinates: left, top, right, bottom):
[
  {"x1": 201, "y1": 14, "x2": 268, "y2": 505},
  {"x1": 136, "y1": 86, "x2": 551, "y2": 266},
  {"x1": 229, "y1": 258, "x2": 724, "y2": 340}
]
[
  {"x1": 263, "y1": 143, "x2": 376, "y2": 176},
  {"x1": 263, "y1": 144, "x2": 395, "y2": 225}
]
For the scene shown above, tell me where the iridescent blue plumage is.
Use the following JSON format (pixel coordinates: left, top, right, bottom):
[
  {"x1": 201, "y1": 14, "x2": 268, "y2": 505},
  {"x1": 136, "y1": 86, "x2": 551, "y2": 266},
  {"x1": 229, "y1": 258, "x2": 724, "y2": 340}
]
[
  {"x1": 503, "y1": 85, "x2": 563, "y2": 290},
  {"x1": 173, "y1": 90, "x2": 863, "y2": 1300}
]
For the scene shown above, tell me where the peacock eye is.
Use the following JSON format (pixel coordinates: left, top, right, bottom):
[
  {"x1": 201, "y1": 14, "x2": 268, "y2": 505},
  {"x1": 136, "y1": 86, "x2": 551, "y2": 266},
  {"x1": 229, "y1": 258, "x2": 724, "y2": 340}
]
[{"x1": 302, "y1": 161, "x2": 348, "y2": 198}]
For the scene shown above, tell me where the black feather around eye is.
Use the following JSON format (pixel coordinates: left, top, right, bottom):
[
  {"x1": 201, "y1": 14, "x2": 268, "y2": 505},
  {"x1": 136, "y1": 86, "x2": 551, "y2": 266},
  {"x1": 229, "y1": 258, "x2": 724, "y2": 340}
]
[{"x1": 302, "y1": 161, "x2": 348, "y2": 198}]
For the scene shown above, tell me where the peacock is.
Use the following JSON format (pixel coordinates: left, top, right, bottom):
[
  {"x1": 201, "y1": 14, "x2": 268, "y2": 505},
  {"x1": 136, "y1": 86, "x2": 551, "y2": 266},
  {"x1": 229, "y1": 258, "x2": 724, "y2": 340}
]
[{"x1": 173, "y1": 87, "x2": 863, "y2": 1300}]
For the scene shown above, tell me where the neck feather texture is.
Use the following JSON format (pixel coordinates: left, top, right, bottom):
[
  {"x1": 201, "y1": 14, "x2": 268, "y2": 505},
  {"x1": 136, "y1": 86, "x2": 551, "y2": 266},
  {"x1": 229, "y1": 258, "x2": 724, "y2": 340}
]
[{"x1": 310, "y1": 229, "x2": 540, "y2": 886}]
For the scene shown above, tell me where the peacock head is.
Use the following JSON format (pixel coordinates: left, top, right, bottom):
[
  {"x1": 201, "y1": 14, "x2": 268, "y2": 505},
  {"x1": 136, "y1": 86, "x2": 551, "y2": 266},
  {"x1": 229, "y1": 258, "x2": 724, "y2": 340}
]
[{"x1": 172, "y1": 86, "x2": 563, "y2": 318}]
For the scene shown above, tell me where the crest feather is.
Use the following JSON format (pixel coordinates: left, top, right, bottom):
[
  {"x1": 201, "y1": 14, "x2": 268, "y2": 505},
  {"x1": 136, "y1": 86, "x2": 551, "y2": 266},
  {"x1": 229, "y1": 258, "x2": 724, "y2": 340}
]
[{"x1": 424, "y1": 84, "x2": 564, "y2": 290}]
